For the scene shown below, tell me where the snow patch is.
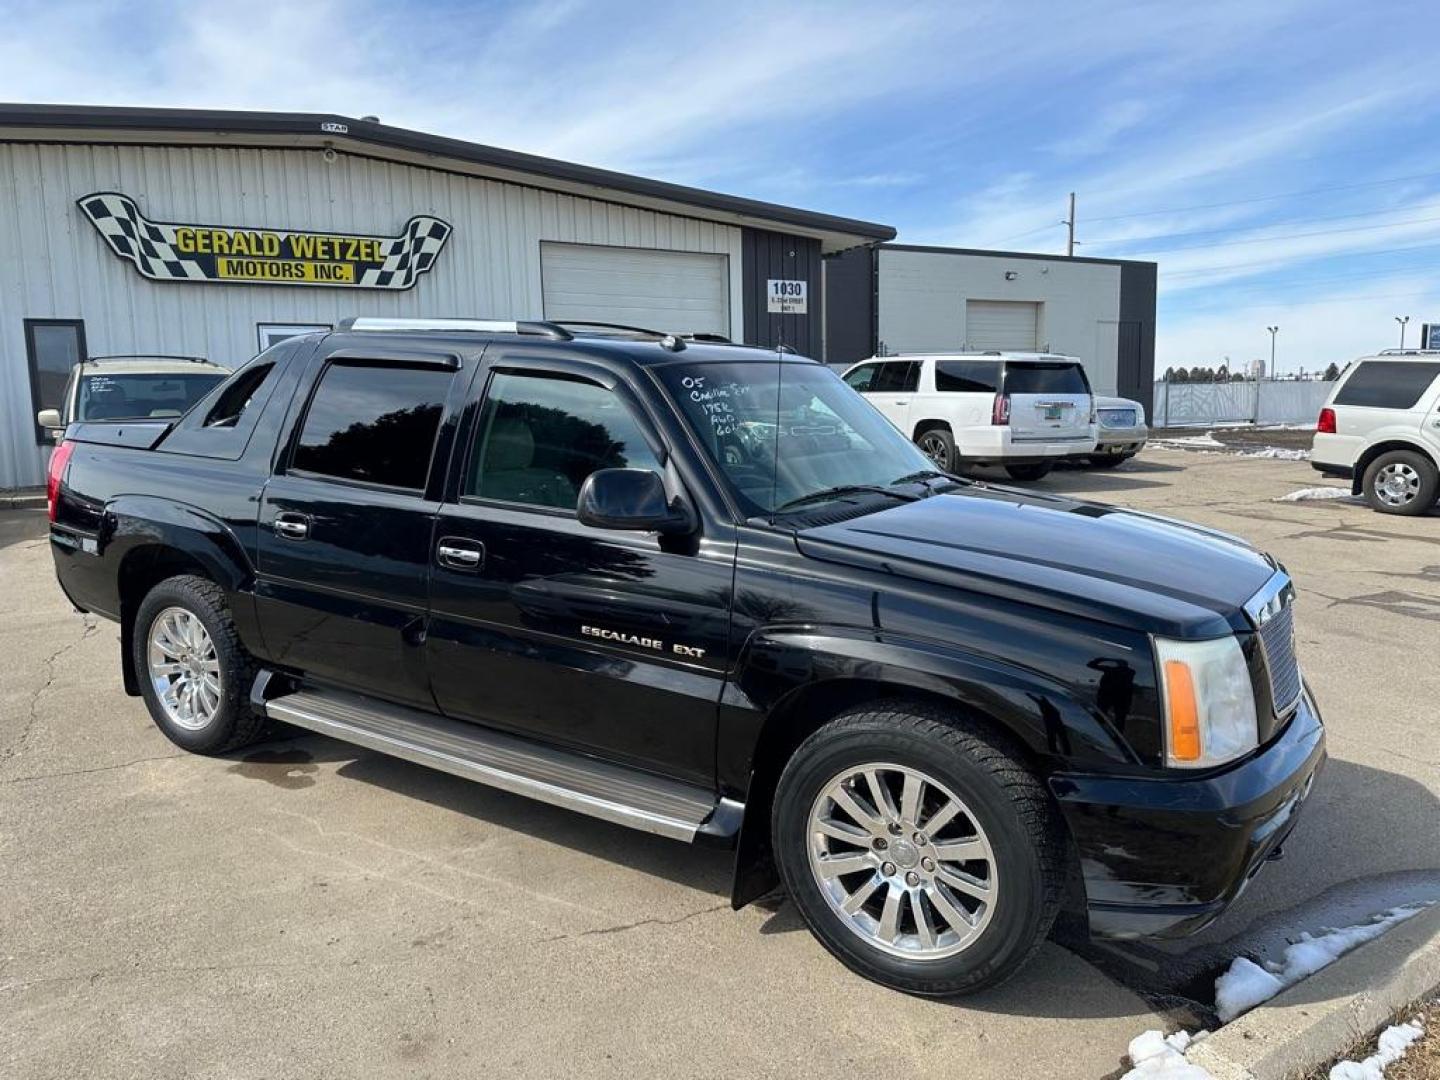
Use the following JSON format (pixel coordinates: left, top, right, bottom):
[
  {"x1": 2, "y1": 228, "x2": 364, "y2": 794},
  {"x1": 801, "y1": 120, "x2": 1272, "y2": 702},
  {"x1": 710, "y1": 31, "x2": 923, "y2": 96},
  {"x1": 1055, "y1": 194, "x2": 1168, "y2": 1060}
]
[
  {"x1": 1154, "y1": 432, "x2": 1226, "y2": 449},
  {"x1": 1122, "y1": 1029, "x2": 1214, "y2": 1079},
  {"x1": 1329, "y1": 1018, "x2": 1425, "y2": 1080},
  {"x1": 1240, "y1": 447, "x2": 1310, "y2": 460},
  {"x1": 1275, "y1": 486, "x2": 1356, "y2": 502},
  {"x1": 1215, "y1": 905, "x2": 1432, "y2": 1022}
]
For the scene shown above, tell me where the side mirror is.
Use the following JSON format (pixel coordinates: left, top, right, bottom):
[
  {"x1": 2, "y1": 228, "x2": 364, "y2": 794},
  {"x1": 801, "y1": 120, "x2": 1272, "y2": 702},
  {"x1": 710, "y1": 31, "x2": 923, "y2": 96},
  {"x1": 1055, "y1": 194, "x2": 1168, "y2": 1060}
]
[
  {"x1": 37, "y1": 408, "x2": 62, "y2": 431},
  {"x1": 577, "y1": 469, "x2": 694, "y2": 534}
]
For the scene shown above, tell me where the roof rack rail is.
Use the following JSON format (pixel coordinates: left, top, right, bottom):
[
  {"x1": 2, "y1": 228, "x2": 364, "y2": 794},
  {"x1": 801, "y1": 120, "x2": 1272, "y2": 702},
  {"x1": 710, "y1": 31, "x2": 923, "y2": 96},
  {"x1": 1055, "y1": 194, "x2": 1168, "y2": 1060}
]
[
  {"x1": 337, "y1": 317, "x2": 573, "y2": 340},
  {"x1": 1377, "y1": 348, "x2": 1440, "y2": 356},
  {"x1": 682, "y1": 332, "x2": 732, "y2": 344},
  {"x1": 85, "y1": 353, "x2": 209, "y2": 363},
  {"x1": 551, "y1": 320, "x2": 665, "y2": 337}
]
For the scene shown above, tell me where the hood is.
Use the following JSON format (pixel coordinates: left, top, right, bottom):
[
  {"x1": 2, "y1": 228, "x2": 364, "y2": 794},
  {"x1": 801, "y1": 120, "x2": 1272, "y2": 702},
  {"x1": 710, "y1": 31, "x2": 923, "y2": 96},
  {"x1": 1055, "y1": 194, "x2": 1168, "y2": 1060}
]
[{"x1": 795, "y1": 484, "x2": 1276, "y2": 637}]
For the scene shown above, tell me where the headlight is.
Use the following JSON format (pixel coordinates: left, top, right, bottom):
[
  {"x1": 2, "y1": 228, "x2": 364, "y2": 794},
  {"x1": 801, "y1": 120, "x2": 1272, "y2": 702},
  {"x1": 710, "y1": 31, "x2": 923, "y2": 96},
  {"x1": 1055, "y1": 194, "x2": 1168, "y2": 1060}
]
[{"x1": 1155, "y1": 635, "x2": 1258, "y2": 768}]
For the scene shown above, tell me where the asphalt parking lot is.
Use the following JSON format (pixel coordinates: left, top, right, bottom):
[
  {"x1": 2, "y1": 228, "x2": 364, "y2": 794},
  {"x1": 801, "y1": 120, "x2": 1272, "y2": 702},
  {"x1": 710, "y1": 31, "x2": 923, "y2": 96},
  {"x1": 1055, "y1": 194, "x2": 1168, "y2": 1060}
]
[{"x1": 3, "y1": 448, "x2": 1438, "y2": 1079}]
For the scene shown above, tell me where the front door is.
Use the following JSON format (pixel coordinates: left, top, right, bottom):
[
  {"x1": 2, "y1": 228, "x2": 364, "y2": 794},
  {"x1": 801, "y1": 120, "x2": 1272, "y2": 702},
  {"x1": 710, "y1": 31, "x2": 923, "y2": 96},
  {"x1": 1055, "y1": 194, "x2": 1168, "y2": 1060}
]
[
  {"x1": 256, "y1": 353, "x2": 462, "y2": 708},
  {"x1": 856, "y1": 359, "x2": 917, "y2": 435},
  {"x1": 425, "y1": 358, "x2": 735, "y2": 786}
]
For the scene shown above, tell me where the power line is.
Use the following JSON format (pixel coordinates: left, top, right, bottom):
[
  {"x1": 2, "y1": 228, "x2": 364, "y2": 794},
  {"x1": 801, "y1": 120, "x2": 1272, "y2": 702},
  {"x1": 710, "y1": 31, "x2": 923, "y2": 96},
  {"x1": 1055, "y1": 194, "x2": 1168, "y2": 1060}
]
[
  {"x1": 1162, "y1": 238, "x2": 1440, "y2": 278},
  {"x1": 1111, "y1": 212, "x2": 1440, "y2": 256}
]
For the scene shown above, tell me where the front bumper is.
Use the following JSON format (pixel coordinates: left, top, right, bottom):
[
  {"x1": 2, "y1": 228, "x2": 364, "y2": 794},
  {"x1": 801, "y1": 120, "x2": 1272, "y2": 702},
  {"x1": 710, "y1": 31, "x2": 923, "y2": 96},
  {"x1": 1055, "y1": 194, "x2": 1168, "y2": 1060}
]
[{"x1": 1050, "y1": 689, "x2": 1325, "y2": 939}]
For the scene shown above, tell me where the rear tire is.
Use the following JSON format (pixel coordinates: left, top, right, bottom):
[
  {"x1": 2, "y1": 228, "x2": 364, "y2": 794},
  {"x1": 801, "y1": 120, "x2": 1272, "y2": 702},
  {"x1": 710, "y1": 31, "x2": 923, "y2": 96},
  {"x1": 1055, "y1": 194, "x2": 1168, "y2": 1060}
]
[
  {"x1": 915, "y1": 428, "x2": 956, "y2": 472},
  {"x1": 133, "y1": 575, "x2": 265, "y2": 754},
  {"x1": 1362, "y1": 449, "x2": 1439, "y2": 516},
  {"x1": 772, "y1": 701, "x2": 1065, "y2": 997},
  {"x1": 1004, "y1": 462, "x2": 1053, "y2": 481}
]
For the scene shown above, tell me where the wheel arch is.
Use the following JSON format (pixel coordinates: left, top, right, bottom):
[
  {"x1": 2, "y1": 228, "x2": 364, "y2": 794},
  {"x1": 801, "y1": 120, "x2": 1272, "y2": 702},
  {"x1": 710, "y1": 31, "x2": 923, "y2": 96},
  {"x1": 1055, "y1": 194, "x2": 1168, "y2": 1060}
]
[
  {"x1": 912, "y1": 417, "x2": 953, "y2": 441},
  {"x1": 725, "y1": 632, "x2": 1108, "y2": 909},
  {"x1": 1353, "y1": 439, "x2": 1439, "y2": 495}
]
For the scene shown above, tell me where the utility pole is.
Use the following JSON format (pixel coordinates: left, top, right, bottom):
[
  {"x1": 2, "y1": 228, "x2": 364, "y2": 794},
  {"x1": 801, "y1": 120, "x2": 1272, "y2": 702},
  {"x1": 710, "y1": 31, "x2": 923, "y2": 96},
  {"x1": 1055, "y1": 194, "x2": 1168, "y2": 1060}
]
[
  {"x1": 1063, "y1": 192, "x2": 1076, "y2": 257},
  {"x1": 1395, "y1": 315, "x2": 1410, "y2": 348}
]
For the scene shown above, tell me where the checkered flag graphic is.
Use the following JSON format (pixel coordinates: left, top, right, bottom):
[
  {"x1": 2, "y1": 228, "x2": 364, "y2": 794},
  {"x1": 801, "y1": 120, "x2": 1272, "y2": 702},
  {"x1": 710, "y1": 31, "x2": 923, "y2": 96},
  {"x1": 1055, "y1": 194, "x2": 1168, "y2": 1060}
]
[
  {"x1": 77, "y1": 193, "x2": 208, "y2": 281},
  {"x1": 357, "y1": 216, "x2": 453, "y2": 288}
]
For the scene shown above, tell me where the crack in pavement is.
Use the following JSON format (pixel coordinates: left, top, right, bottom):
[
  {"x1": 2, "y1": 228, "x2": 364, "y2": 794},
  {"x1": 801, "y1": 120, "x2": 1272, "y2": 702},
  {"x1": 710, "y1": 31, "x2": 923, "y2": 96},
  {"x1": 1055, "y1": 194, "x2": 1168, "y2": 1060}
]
[
  {"x1": 0, "y1": 751, "x2": 186, "y2": 785},
  {"x1": 3, "y1": 615, "x2": 97, "y2": 764},
  {"x1": 537, "y1": 902, "x2": 730, "y2": 944}
]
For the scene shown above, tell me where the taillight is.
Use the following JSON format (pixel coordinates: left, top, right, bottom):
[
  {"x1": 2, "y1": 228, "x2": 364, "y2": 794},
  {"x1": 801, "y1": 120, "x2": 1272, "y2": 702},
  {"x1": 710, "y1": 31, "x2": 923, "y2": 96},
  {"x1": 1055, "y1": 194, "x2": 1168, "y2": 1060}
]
[
  {"x1": 46, "y1": 440, "x2": 75, "y2": 522},
  {"x1": 992, "y1": 393, "x2": 1011, "y2": 425},
  {"x1": 1316, "y1": 407, "x2": 1336, "y2": 434}
]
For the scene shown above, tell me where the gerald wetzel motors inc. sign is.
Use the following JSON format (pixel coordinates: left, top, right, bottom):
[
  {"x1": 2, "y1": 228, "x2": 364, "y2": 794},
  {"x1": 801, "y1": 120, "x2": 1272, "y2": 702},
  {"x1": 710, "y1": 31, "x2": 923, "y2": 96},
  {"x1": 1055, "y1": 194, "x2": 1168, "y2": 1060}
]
[{"x1": 76, "y1": 192, "x2": 452, "y2": 290}]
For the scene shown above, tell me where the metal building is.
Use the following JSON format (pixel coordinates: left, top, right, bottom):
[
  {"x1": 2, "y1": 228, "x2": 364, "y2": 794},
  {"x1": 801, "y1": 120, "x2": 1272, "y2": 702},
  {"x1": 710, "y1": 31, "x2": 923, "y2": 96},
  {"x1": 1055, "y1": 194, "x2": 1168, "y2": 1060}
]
[
  {"x1": 0, "y1": 104, "x2": 893, "y2": 489},
  {"x1": 825, "y1": 244, "x2": 1157, "y2": 411}
]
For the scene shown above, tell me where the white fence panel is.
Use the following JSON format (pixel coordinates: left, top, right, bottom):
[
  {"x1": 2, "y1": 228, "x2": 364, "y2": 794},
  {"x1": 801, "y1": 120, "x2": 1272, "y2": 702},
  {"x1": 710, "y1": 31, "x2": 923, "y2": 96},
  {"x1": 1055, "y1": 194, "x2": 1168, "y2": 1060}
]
[{"x1": 1153, "y1": 380, "x2": 1334, "y2": 427}]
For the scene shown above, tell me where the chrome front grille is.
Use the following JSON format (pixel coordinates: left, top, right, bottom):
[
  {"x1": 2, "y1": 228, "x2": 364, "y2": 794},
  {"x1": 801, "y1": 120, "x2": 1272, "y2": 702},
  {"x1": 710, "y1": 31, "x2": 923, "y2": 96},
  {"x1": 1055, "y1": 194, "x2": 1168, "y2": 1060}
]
[{"x1": 1246, "y1": 573, "x2": 1302, "y2": 714}]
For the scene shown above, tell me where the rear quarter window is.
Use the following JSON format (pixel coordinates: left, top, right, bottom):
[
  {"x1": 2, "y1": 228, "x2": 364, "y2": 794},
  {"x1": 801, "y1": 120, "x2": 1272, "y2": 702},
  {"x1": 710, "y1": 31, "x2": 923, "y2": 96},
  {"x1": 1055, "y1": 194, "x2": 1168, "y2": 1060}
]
[
  {"x1": 1333, "y1": 361, "x2": 1440, "y2": 409},
  {"x1": 935, "y1": 360, "x2": 1000, "y2": 392},
  {"x1": 1004, "y1": 363, "x2": 1089, "y2": 395}
]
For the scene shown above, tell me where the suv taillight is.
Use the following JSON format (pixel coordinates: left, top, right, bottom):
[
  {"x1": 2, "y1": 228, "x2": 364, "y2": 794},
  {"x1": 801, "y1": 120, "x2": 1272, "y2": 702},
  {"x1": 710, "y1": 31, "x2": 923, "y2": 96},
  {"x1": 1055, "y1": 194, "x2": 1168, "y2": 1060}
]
[
  {"x1": 1316, "y1": 407, "x2": 1336, "y2": 434},
  {"x1": 992, "y1": 393, "x2": 1011, "y2": 425},
  {"x1": 46, "y1": 440, "x2": 74, "y2": 523}
]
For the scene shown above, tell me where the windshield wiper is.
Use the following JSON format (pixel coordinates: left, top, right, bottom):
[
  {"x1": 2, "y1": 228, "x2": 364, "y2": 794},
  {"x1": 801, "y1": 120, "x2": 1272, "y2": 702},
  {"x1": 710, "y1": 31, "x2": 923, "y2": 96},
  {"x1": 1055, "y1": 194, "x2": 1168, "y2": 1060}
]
[
  {"x1": 774, "y1": 485, "x2": 921, "y2": 513},
  {"x1": 890, "y1": 469, "x2": 955, "y2": 486}
]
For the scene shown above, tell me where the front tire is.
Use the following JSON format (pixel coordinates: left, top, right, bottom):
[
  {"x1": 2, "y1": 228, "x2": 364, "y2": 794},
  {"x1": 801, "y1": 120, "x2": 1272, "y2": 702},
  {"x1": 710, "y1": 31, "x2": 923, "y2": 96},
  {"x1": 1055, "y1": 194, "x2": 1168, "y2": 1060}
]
[
  {"x1": 1362, "y1": 449, "x2": 1439, "y2": 516},
  {"x1": 134, "y1": 575, "x2": 264, "y2": 754},
  {"x1": 772, "y1": 701, "x2": 1065, "y2": 996},
  {"x1": 1004, "y1": 462, "x2": 1053, "y2": 481}
]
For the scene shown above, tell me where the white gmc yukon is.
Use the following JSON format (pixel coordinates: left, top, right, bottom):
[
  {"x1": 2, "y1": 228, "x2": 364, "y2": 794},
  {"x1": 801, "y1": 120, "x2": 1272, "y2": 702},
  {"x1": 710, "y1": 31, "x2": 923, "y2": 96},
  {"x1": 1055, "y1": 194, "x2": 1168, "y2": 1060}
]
[{"x1": 841, "y1": 353, "x2": 1098, "y2": 481}]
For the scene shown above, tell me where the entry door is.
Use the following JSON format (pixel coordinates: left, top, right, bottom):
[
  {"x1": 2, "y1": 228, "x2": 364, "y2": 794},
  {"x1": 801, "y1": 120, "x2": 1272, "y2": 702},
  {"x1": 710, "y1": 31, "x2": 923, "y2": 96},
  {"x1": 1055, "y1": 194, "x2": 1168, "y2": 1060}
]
[
  {"x1": 255, "y1": 355, "x2": 460, "y2": 708},
  {"x1": 425, "y1": 359, "x2": 735, "y2": 787}
]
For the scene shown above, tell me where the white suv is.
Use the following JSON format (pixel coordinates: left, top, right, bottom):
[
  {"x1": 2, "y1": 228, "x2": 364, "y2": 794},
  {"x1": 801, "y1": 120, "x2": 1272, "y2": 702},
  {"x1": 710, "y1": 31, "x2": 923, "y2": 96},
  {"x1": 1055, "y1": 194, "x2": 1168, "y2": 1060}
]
[
  {"x1": 841, "y1": 353, "x2": 1097, "y2": 480},
  {"x1": 1311, "y1": 350, "x2": 1440, "y2": 515}
]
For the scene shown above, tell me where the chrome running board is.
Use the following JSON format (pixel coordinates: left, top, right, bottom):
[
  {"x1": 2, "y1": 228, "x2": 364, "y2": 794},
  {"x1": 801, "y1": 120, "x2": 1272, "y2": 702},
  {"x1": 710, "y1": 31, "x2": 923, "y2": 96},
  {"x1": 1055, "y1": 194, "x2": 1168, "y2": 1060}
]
[{"x1": 263, "y1": 686, "x2": 731, "y2": 843}]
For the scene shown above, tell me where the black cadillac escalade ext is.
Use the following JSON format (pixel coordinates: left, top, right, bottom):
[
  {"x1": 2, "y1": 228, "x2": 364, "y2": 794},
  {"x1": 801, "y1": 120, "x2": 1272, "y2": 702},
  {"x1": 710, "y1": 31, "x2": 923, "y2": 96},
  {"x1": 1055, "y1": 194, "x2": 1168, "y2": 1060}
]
[{"x1": 47, "y1": 318, "x2": 1324, "y2": 995}]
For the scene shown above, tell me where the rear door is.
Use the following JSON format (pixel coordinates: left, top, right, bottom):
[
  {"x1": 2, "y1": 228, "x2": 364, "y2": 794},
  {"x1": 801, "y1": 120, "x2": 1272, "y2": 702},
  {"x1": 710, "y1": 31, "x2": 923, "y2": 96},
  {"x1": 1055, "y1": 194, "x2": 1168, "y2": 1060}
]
[
  {"x1": 255, "y1": 346, "x2": 469, "y2": 708},
  {"x1": 1331, "y1": 360, "x2": 1440, "y2": 458},
  {"x1": 1004, "y1": 361, "x2": 1093, "y2": 442}
]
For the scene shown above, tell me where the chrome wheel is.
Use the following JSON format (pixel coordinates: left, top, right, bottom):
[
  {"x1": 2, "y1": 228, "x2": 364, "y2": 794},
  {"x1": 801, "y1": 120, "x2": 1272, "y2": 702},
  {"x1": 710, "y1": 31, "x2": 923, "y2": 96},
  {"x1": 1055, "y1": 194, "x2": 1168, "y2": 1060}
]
[
  {"x1": 147, "y1": 606, "x2": 222, "y2": 731},
  {"x1": 1374, "y1": 462, "x2": 1420, "y2": 507},
  {"x1": 917, "y1": 433, "x2": 949, "y2": 467},
  {"x1": 807, "y1": 763, "x2": 997, "y2": 960}
]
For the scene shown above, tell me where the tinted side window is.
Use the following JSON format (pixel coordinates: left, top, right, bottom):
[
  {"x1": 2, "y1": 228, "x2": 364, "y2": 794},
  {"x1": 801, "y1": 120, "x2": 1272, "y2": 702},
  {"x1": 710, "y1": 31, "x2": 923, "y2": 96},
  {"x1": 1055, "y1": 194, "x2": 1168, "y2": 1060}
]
[
  {"x1": 1004, "y1": 363, "x2": 1088, "y2": 395},
  {"x1": 292, "y1": 363, "x2": 452, "y2": 490},
  {"x1": 204, "y1": 362, "x2": 275, "y2": 428},
  {"x1": 843, "y1": 364, "x2": 878, "y2": 392},
  {"x1": 467, "y1": 372, "x2": 661, "y2": 510},
  {"x1": 1334, "y1": 361, "x2": 1440, "y2": 409},
  {"x1": 935, "y1": 360, "x2": 1001, "y2": 393},
  {"x1": 873, "y1": 361, "x2": 919, "y2": 393}
]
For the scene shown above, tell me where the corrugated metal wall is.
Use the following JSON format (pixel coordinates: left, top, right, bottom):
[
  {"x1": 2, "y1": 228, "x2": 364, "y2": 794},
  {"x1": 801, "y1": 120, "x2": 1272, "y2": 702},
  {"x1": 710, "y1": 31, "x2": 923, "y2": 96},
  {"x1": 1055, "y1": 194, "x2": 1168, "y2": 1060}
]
[
  {"x1": 0, "y1": 142, "x2": 746, "y2": 488},
  {"x1": 740, "y1": 228, "x2": 822, "y2": 357}
]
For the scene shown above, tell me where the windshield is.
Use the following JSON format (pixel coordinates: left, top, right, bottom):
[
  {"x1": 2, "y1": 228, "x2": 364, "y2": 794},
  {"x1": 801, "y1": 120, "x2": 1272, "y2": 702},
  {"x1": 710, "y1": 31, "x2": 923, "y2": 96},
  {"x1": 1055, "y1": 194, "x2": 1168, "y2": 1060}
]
[
  {"x1": 657, "y1": 360, "x2": 937, "y2": 515},
  {"x1": 77, "y1": 371, "x2": 228, "y2": 421}
]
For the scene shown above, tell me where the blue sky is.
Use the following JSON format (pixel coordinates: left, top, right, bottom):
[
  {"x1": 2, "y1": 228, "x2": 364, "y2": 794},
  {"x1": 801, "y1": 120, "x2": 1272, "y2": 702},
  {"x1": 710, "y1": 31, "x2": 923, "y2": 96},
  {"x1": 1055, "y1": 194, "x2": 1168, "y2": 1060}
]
[{"x1": 4, "y1": 0, "x2": 1438, "y2": 374}]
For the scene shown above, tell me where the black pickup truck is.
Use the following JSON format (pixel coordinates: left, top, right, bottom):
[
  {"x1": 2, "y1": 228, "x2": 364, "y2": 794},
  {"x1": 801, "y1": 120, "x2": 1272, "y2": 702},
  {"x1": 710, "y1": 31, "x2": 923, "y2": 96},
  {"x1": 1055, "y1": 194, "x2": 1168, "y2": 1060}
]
[{"x1": 48, "y1": 317, "x2": 1325, "y2": 995}]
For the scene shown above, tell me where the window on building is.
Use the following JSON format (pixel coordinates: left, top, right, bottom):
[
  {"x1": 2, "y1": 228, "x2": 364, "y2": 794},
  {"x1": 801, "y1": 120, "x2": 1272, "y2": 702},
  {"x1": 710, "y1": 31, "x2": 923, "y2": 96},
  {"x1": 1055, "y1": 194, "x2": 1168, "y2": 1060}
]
[
  {"x1": 257, "y1": 323, "x2": 330, "y2": 352},
  {"x1": 872, "y1": 361, "x2": 919, "y2": 393},
  {"x1": 935, "y1": 360, "x2": 1001, "y2": 393},
  {"x1": 25, "y1": 319, "x2": 86, "y2": 443},
  {"x1": 466, "y1": 372, "x2": 661, "y2": 511},
  {"x1": 292, "y1": 362, "x2": 453, "y2": 490},
  {"x1": 1333, "y1": 361, "x2": 1440, "y2": 409}
]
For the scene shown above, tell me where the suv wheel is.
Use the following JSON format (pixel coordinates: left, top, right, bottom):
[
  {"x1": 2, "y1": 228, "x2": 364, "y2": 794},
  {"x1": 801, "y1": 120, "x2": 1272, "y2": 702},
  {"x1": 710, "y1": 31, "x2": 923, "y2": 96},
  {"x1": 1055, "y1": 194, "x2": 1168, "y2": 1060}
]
[
  {"x1": 1362, "y1": 449, "x2": 1439, "y2": 516},
  {"x1": 915, "y1": 429, "x2": 956, "y2": 472},
  {"x1": 134, "y1": 575, "x2": 265, "y2": 754},
  {"x1": 1004, "y1": 462, "x2": 1052, "y2": 481},
  {"x1": 772, "y1": 702, "x2": 1065, "y2": 996}
]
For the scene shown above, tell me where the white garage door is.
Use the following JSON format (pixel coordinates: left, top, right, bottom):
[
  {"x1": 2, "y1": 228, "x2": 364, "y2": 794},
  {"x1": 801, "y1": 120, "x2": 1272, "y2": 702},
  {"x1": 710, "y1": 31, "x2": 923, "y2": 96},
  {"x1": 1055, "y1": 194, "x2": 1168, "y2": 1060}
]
[
  {"x1": 965, "y1": 300, "x2": 1039, "y2": 351},
  {"x1": 541, "y1": 243, "x2": 730, "y2": 336}
]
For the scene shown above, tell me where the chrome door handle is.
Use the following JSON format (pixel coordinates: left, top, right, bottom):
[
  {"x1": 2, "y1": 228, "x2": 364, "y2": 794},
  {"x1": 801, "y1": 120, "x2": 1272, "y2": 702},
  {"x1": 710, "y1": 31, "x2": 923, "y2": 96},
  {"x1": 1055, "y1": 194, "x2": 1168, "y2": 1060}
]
[
  {"x1": 437, "y1": 538, "x2": 484, "y2": 571},
  {"x1": 273, "y1": 514, "x2": 310, "y2": 540}
]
